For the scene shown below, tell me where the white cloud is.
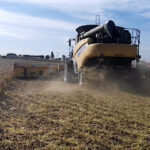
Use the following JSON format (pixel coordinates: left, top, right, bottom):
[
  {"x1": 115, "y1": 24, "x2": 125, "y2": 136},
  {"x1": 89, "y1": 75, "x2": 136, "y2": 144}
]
[
  {"x1": 141, "y1": 11, "x2": 150, "y2": 19},
  {"x1": 0, "y1": 9, "x2": 77, "y2": 30},
  {"x1": 1, "y1": 0, "x2": 150, "y2": 13},
  {"x1": 1, "y1": 0, "x2": 150, "y2": 23},
  {"x1": 0, "y1": 9, "x2": 77, "y2": 39},
  {"x1": 0, "y1": 23, "x2": 41, "y2": 39}
]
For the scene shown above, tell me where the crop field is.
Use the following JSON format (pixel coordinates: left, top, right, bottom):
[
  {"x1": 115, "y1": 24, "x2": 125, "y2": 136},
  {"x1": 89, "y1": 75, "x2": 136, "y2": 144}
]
[
  {"x1": 0, "y1": 58, "x2": 14, "y2": 94},
  {"x1": 0, "y1": 59, "x2": 150, "y2": 150}
]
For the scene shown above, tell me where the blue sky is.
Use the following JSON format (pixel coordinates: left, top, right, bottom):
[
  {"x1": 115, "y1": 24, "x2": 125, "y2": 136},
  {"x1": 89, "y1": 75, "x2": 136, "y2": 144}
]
[{"x1": 0, "y1": 0, "x2": 150, "y2": 61}]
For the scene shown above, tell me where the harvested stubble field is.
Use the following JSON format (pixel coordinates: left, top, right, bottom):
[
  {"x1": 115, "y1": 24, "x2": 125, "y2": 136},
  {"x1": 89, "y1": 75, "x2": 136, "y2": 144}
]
[{"x1": 0, "y1": 60, "x2": 150, "y2": 150}]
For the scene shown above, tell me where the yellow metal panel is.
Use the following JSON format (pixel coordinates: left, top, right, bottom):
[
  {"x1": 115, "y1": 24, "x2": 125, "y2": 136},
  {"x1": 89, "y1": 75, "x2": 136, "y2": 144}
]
[
  {"x1": 13, "y1": 64, "x2": 64, "y2": 78},
  {"x1": 74, "y1": 43, "x2": 138, "y2": 71},
  {"x1": 13, "y1": 67, "x2": 24, "y2": 78},
  {"x1": 73, "y1": 38, "x2": 92, "y2": 57}
]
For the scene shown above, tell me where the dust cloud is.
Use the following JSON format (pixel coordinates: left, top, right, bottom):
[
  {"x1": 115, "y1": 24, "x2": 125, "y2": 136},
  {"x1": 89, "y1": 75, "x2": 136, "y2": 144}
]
[{"x1": 17, "y1": 62, "x2": 150, "y2": 97}]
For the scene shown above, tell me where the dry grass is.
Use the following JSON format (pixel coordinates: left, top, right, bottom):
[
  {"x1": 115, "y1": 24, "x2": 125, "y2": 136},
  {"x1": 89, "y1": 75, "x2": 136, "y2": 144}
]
[
  {"x1": 0, "y1": 59, "x2": 13, "y2": 94},
  {"x1": 0, "y1": 79, "x2": 150, "y2": 150}
]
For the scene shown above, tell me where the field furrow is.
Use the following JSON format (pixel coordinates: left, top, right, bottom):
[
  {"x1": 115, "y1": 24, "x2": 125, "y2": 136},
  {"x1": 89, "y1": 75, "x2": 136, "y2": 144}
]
[{"x1": 0, "y1": 79, "x2": 150, "y2": 150}]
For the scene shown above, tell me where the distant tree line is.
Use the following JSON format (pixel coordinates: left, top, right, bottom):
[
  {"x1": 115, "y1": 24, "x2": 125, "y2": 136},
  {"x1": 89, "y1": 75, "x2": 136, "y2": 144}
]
[{"x1": 1, "y1": 51, "x2": 67, "y2": 60}]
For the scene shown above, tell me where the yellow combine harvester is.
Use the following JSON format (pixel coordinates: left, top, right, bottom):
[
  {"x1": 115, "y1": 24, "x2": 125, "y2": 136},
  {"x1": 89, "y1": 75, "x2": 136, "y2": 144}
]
[
  {"x1": 64, "y1": 20, "x2": 141, "y2": 84},
  {"x1": 13, "y1": 61, "x2": 64, "y2": 78}
]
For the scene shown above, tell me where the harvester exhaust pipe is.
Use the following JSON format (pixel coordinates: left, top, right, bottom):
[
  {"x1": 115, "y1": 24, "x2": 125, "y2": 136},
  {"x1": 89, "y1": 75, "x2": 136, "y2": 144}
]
[{"x1": 81, "y1": 20, "x2": 116, "y2": 39}]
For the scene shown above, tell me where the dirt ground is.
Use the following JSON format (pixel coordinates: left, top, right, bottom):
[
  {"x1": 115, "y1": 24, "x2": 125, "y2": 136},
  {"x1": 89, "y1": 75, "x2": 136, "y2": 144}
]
[{"x1": 0, "y1": 79, "x2": 150, "y2": 150}]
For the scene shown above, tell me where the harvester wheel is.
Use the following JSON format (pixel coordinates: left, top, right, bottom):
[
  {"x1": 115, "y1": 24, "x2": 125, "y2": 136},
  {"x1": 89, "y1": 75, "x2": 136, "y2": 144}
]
[
  {"x1": 78, "y1": 67, "x2": 107, "y2": 87},
  {"x1": 64, "y1": 63, "x2": 72, "y2": 82},
  {"x1": 64, "y1": 63, "x2": 68, "y2": 82},
  {"x1": 64, "y1": 62, "x2": 77, "y2": 83},
  {"x1": 144, "y1": 70, "x2": 150, "y2": 81},
  {"x1": 78, "y1": 68, "x2": 84, "y2": 85}
]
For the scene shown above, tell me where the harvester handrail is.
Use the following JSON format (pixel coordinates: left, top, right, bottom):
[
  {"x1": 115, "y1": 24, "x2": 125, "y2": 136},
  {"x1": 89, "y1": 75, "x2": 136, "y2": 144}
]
[{"x1": 125, "y1": 28, "x2": 140, "y2": 46}]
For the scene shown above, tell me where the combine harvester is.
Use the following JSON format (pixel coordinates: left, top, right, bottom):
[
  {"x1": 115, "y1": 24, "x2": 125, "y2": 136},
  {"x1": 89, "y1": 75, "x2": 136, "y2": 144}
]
[{"x1": 64, "y1": 19, "x2": 141, "y2": 85}]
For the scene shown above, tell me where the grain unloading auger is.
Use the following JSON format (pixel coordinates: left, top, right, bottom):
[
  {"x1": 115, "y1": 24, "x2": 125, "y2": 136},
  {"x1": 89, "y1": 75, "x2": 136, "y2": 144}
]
[{"x1": 64, "y1": 20, "x2": 141, "y2": 85}]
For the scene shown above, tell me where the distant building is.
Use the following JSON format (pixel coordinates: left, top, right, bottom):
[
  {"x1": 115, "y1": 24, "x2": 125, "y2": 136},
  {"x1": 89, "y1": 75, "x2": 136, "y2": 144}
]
[{"x1": 7, "y1": 53, "x2": 17, "y2": 58}]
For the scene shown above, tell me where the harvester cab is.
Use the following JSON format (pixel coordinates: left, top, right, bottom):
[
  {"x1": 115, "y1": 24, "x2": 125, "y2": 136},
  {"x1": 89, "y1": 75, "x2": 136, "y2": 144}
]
[{"x1": 64, "y1": 20, "x2": 141, "y2": 84}]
